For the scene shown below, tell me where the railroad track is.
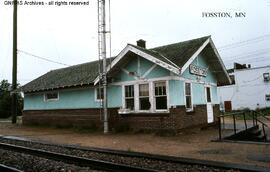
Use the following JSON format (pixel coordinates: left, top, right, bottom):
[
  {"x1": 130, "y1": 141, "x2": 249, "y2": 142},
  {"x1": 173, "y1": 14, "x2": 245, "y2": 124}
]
[
  {"x1": 0, "y1": 137, "x2": 269, "y2": 172},
  {"x1": 0, "y1": 142, "x2": 156, "y2": 172},
  {"x1": 0, "y1": 164, "x2": 22, "y2": 172}
]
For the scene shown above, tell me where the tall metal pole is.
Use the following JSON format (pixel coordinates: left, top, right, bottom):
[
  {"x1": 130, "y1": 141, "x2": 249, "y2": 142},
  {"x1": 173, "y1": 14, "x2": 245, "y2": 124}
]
[
  {"x1": 11, "y1": 0, "x2": 18, "y2": 124},
  {"x1": 98, "y1": 0, "x2": 108, "y2": 133}
]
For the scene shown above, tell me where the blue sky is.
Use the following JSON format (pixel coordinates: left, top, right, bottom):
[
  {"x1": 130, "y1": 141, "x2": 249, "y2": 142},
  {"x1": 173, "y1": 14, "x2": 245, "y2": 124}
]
[{"x1": 1, "y1": 0, "x2": 270, "y2": 85}]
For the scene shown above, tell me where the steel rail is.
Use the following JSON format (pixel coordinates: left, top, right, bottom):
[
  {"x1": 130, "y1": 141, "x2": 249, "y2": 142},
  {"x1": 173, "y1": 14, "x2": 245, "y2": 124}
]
[
  {"x1": 0, "y1": 142, "x2": 157, "y2": 172},
  {"x1": 0, "y1": 164, "x2": 22, "y2": 172},
  {"x1": 0, "y1": 138, "x2": 270, "y2": 172}
]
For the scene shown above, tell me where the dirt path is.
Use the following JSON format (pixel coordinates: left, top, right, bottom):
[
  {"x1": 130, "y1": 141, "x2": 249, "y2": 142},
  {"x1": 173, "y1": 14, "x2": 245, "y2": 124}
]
[{"x1": 0, "y1": 122, "x2": 269, "y2": 168}]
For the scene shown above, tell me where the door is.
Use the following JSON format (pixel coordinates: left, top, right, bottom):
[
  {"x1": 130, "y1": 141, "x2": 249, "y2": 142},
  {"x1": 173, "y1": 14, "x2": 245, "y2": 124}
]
[
  {"x1": 206, "y1": 87, "x2": 214, "y2": 123},
  {"x1": 224, "y1": 101, "x2": 232, "y2": 112}
]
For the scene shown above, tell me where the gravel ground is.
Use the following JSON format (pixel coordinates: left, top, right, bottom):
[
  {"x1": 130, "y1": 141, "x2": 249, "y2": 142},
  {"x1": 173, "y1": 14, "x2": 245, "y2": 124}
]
[
  {"x1": 0, "y1": 149, "x2": 103, "y2": 172},
  {"x1": 0, "y1": 138, "x2": 241, "y2": 172}
]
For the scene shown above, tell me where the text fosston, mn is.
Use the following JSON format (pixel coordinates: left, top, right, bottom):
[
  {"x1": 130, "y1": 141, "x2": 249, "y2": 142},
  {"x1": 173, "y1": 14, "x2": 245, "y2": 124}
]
[{"x1": 202, "y1": 12, "x2": 246, "y2": 18}]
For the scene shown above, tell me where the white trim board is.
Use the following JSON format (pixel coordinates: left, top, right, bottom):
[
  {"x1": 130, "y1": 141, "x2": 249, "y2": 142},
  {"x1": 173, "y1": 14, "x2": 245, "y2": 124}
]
[
  {"x1": 209, "y1": 38, "x2": 231, "y2": 84},
  {"x1": 181, "y1": 38, "x2": 210, "y2": 74},
  {"x1": 94, "y1": 45, "x2": 180, "y2": 85},
  {"x1": 110, "y1": 76, "x2": 217, "y2": 87},
  {"x1": 142, "y1": 64, "x2": 157, "y2": 78}
]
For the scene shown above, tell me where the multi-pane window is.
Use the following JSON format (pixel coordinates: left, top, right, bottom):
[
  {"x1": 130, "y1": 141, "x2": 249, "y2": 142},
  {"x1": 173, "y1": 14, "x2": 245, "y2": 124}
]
[
  {"x1": 185, "y1": 83, "x2": 192, "y2": 109},
  {"x1": 139, "y1": 84, "x2": 150, "y2": 110},
  {"x1": 45, "y1": 92, "x2": 58, "y2": 101},
  {"x1": 125, "y1": 85, "x2": 134, "y2": 110},
  {"x1": 155, "y1": 82, "x2": 167, "y2": 110},
  {"x1": 96, "y1": 87, "x2": 104, "y2": 101}
]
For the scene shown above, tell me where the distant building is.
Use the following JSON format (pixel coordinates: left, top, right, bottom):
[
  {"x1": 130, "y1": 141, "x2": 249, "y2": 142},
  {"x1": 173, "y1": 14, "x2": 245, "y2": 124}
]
[
  {"x1": 218, "y1": 63, "x2": 270, "y2": 111},
  {"x1": 21, "y1": 36, "x2": 230, "y2": 130}
]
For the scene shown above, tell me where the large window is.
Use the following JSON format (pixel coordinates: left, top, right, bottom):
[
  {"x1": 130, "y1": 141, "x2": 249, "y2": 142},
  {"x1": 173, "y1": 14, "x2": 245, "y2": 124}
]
[
  {"x1": 139, "y1": 84, "x2": 150, "y2": 110},
  {"x1": 125, "y1": 85, "x2": 134, "y2": 110},
  {"x1": 45, "y1": 92, "x2": 58, "y2": 101},
  {"x1": 96, "y1": 87, "x2": 104, "y2": 101},
  {"x1": 185, "y1": 82, "x2": 192, "y2": 110},
  {"x1": 155, "y1": 82, "x2": 167, "y2": 110}
]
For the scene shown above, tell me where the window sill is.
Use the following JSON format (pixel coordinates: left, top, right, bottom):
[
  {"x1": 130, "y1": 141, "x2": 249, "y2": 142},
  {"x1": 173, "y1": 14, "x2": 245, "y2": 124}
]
[
  {"x1": 186, "y1": 108, "x2": 194, "y2": 112},
  {"x1": 45, "y1": 99, "x2": 59, "y2": 102},
  {"x1": 118, "y1": 109, "x2": 169, "y2": 114}
]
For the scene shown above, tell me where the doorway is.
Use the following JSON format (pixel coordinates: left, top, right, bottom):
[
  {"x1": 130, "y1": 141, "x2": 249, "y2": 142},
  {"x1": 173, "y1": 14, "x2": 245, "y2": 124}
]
[{"x1": 206, "y1": 87, "x2": 213, "y2": 123}]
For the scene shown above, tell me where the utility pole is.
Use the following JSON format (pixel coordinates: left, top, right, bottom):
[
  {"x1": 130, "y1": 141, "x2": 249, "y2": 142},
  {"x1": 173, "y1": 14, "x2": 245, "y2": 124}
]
[
  {"x1": 98, "y1": 0, "x2": 108, "y2": 133},
  {"x1": 11, "y1": 0, "x2": 18, "y2": 124}
]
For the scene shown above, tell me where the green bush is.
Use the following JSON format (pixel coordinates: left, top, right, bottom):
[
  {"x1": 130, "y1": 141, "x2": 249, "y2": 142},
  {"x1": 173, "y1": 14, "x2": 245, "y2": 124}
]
[{"x1": 0, "y1": 80, "x2": 23, "y2": 119}]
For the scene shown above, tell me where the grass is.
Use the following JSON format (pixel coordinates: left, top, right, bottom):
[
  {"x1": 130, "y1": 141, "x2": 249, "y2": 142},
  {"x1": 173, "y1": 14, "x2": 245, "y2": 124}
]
[{"x1": 224, "y1": 107, "x2": 270, "y2": 120}]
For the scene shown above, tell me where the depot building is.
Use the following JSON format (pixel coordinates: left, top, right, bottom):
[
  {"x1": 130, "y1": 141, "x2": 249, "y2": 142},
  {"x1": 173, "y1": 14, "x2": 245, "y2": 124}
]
[{"x1": 21, "y1": 36, "x2": 231, "y2": 131}]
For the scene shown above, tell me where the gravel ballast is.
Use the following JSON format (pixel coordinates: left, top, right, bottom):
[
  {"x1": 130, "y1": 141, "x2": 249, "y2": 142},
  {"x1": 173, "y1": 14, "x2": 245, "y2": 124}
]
[
  {"x1": 0, "y1": 149, "x2": 103, "y2": 172},
  {"x1": 0, "y1": 137, "x2": 242, "y2": 172}
]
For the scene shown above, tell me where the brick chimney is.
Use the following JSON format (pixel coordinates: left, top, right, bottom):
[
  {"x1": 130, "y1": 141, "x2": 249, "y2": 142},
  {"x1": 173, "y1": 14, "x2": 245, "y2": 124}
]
[{"x1": 136, "y1": 39, "x2": 146, "y2": 48}]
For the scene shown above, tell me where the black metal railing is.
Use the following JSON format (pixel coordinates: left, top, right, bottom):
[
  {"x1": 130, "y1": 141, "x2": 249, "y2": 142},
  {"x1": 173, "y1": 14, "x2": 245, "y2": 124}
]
[{"x1": 218, "y1": 110, "x2": 268, "y2": 142}]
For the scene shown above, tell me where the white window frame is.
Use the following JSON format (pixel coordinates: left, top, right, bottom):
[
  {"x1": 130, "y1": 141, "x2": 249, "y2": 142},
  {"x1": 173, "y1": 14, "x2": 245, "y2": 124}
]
[
  {"x1": 138, "y1": 83, "x2": 150, "y2": 112},
  {"x1": 124, "y1": 85, "x2": 135, "y2": 111},
  {"x1": 153, "y1": 81, "x2": 169, "y2": 112},
  {"x1": 121, "y1": 80, "x2": 170, "y2": 113},
  {"x1": 44, "y1": 92, "x2": 59, "y2": 102},
  {"x1": 95, "y1": 87, "x2": 104, "y2": 102},
  {"x1": 184, "y1": 82, "x2": 193, "y2": 112}
]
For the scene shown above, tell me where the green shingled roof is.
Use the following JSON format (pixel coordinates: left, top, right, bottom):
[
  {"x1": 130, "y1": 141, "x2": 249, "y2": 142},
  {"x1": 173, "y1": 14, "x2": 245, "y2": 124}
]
[
  {"x1": 22, "y1": 36, "x2": 210, "y2": 93},
  {"x1": 151, "y1": 36, "x2": 210, "y2": 67}
]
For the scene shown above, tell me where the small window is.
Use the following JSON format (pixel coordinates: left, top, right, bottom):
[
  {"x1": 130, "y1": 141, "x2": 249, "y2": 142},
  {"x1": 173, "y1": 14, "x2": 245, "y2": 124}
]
[
  {"x1": 206, "y1": 87, "x2": 211, "y2": 103},
  {"x1": 139, "y1": 84, "x2": 150, "y2": 110},
  {"x1": 263, "y1": 73, "x2": 270, "y2": 81},
  {"x1": 125, "y1": 85, "x2": 134, "y2": 110},
  {"x1": 96, "y1": 87, "x2": 104, "y2": 101},
  {"x1": 155, "y1": 82, "x2": 167, "y2": 110},
  {"x1": 45, "y1": 92, "x2": 58, "y2": 101},
  {"x1": 266, "y1": 94, "x2": 270, "y2": 101},
  {"x1": 185, "y1": 83, "x2": 192, "y2": 110}
]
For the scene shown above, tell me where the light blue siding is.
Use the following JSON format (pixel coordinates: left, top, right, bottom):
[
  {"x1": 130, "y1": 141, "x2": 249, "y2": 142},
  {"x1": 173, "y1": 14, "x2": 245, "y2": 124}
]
[
  {"x1": 107, "y1": 85, "x2": 122, "y2": 108},
  {"x1": 169, "y1": 80, "x2": 184, "y2": 106},
  {"x1": 145, "y1": 65, "x2": 170, "y2": 79},
  {"x1": 139, "y1": 57, "x2": 153, "y2": 76},
  {"x1": 24, "y1": 86, "x2": 122, "y2": 110},
  {"x1": 192, "y1": 83, "x2": 206, "y2": 105},
  {"x1": 115, "y1": 56, "x2": 170, "y2": 82}
]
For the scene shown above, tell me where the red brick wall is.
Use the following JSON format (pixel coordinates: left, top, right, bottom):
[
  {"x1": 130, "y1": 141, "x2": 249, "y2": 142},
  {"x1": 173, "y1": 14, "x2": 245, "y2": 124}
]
[{"x1": 23, "y1": 105, "x2": 220, "y2": 130}]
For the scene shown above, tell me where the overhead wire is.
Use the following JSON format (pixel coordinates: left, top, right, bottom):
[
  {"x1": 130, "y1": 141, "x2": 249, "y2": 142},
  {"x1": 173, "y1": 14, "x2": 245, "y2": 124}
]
[
  {"x1": 17, "y1": 49, "x2": 70, "y2": 66},
  {"x1": 223, "y1": 48, "x2": 270, "y2": 61},
  {"x1": 218, "y1": 34, "x2": 270, "y2": 51}
]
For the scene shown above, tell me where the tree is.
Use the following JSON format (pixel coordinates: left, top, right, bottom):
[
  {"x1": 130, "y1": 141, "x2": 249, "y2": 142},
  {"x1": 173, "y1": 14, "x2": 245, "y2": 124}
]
[{"x1": 0, "y1": 80, "x2": 23, "y2": 118}]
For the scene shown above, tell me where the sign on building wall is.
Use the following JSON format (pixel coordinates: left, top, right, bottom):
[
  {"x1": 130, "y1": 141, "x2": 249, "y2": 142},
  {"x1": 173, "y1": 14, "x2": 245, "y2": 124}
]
[{"x1": 189, "y1": 64, "x2": 208, "y2": 77}]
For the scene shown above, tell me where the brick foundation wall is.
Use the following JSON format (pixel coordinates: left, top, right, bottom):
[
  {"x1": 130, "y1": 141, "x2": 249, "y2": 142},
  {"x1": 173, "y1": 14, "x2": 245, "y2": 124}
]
[
  {"x1": 23, "y1": 109, "x2": 104, "y2": 128},
  {"x1": 23, "y1": 104, "x2": 220, "y2": 130}
]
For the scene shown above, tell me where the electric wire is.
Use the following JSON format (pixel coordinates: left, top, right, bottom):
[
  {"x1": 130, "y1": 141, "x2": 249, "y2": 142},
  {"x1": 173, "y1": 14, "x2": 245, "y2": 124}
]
[
  {"x1": 218, "y1": 34, "x2": 270, "y2": 51},
  {"x1": 17, "y1": 49, "x2": 70, "y2": 66},
  {"x1": 223, "y1": 48, "x2": 270, "y2": 61}
]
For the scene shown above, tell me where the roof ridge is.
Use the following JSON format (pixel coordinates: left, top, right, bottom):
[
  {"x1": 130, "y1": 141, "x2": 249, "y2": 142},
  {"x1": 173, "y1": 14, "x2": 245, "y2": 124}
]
[{"x1": 150, "y1": 35, "x2": 210, "y2": 50}]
